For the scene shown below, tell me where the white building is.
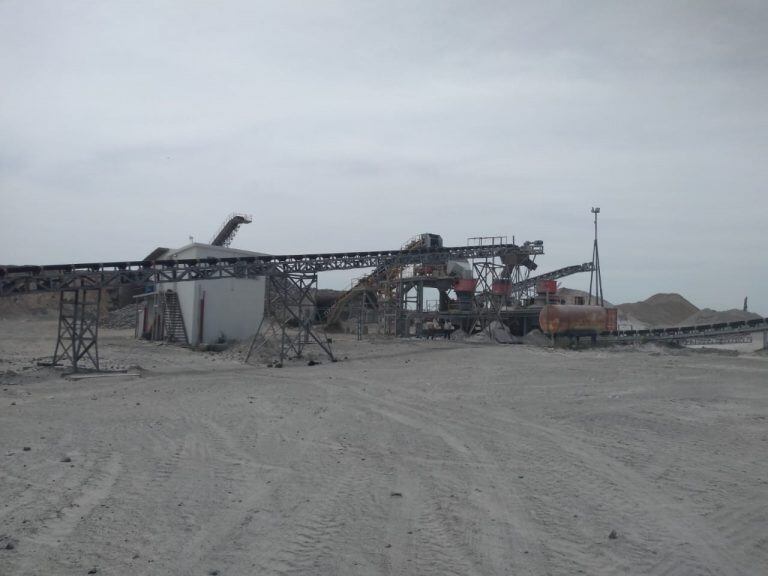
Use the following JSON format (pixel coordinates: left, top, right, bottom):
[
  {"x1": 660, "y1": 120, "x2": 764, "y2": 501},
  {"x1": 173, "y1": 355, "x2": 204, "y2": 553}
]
[{"x1": 136, "y1": 243, "x2": 267, "y2": 346}]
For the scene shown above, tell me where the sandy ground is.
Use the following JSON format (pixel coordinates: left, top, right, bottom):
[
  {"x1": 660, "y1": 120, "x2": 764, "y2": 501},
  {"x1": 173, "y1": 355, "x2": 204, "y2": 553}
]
[{"x1": 1, "y1": 318, "x2": 767, "y2": 576}]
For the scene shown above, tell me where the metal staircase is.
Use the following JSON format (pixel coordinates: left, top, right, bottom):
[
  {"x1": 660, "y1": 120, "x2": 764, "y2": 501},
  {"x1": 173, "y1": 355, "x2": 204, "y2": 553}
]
[{"x1": 161, "y1": 291, "x2": 188, "y2": 344}]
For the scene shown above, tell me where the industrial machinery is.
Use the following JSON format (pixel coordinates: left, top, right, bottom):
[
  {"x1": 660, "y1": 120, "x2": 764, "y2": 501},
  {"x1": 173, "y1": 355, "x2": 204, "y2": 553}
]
[
  {"x1": 320, "y1": 232, "x2": 604, "y2": 340},
  {"x1": 324, "y1": 233, "x2": 444, "y2": 329}
]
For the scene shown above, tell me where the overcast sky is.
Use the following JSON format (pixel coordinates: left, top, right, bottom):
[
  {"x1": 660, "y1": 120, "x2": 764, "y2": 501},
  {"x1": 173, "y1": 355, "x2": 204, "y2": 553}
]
[{"x1": 1, "y1": 1, "x2": 766, "y2": 312}]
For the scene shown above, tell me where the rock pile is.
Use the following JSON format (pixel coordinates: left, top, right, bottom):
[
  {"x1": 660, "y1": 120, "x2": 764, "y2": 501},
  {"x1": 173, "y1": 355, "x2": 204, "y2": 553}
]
[
  {"x1": 617, "y1": 293, "x2": 699, "y2": 327},
  {"x1": 102, "y1": 304, "x2": 137, "y2": 329}
]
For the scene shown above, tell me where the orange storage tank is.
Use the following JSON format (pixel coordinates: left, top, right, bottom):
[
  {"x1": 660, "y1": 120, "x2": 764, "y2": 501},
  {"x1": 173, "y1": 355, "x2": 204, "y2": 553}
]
[{"x1": 539, "y1": 305, "x2": 614, "y2": 335}]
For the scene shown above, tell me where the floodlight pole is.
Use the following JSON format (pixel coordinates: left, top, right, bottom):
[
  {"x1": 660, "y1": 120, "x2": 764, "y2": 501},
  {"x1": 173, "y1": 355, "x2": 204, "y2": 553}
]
[{"x1": 588, "y1": 207, "x2": 604, "y2": 306}]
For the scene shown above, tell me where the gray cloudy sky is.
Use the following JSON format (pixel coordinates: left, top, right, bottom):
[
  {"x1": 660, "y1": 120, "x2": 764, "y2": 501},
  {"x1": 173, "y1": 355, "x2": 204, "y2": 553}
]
[{"x1": 1, "y1": 1, "x2": 766, "y2": 312}]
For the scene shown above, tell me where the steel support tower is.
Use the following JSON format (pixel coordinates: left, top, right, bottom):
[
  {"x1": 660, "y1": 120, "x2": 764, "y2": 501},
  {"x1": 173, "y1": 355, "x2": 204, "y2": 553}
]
[
  {"x1": 51, "y1": 287, "x2": 102, "y2": 371},
  {"x1": 246, "y1": 273, "x2": 334, "y2": 364}
]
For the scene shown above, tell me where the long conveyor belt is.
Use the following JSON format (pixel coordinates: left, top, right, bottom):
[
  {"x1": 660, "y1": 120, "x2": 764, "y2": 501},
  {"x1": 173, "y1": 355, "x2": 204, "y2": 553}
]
[
  {"x1": 598, "y1": 318, "x2": 768, "y2": 344},
  {"x1": 0, "y1": 241, "x2": 545, "y2": 296}
]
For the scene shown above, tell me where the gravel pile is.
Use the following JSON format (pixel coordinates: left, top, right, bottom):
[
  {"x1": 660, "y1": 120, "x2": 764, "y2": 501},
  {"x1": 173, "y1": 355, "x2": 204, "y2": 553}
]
[
  {"x1": 102, "y1": 304, "x2": 137, "y2": 329},
  {"x1": 522, "y1": 329, "x2": 551, "y2": 346},
  {"x1": 681, "y1": 308, "x2": 762, "y2": 326},
  {"x1": 617, "y1": 293, "x2": 699, "y2": 327}
]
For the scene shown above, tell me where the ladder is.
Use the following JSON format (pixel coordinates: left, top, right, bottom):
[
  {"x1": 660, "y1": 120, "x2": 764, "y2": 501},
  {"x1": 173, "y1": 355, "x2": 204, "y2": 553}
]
[{"x1": 162, "y1": 291, "x2": 188, "y2": 344}]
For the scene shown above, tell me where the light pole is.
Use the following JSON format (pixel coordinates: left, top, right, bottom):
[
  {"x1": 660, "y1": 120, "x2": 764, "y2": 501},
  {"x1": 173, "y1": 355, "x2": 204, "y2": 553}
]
[{"x1": 588, "y1": 207, "x2": 604, "y2": 306}]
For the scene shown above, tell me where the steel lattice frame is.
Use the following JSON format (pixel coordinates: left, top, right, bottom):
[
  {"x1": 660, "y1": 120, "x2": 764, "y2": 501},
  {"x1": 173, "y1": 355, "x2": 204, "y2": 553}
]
[
  {"x1": 246, "y1": 273, "x2": 334, "y2": 364},
  {"x1": 470, "y1": 261, "x2": 507, "y2": 335},
  {"x1": 51, "y1": 288, "x2": 101, "y2": 371}
]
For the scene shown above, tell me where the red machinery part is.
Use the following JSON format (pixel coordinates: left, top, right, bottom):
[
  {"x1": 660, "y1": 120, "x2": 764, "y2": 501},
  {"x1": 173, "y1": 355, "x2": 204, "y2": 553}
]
[
  {"x1": 491, "y1": 279, "x2": 510, "y2": 295},
  {"x1": 539, "y1": 305, "x2": 617, "y2": 335},
  {"x1": 537, "y1": 280, "x2": 557, "y2": 294},
  {"x1": 453, "y1": 278, "x2": 478, "y2": 292}
]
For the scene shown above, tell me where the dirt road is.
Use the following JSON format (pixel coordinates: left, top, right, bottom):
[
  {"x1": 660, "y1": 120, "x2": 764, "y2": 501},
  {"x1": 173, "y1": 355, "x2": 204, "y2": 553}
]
[{"x1": 1, "y1": 320, "x2": 767, "y2": 575}]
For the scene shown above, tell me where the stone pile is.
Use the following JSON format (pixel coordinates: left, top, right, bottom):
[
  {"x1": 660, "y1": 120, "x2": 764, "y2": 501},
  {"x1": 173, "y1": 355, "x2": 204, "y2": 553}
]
[{"x1": 102, "y1": 304, "x2": 137, "y2": 329}]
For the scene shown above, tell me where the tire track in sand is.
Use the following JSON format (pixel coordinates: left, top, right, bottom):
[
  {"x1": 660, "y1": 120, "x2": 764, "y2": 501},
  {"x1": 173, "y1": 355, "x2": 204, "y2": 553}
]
[
  {"x1": 32, "y1": 452, "x2": 122, "y2": 546},
  {"x1": 351, "y1": 393, "x2": 546, "y2": 576}
]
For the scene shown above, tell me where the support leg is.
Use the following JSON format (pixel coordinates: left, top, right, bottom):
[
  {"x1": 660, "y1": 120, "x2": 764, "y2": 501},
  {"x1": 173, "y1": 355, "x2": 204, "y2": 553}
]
[
  {"x1": 248, "y1": 273, "x2": 335, "y2": 364},
  {"x1": 52, "y1": 288, "x2": 101, "y2": 372}
]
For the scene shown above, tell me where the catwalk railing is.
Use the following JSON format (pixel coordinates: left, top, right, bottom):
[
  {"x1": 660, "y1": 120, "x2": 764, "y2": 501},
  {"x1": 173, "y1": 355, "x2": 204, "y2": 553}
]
[{"x1": 0, "y1": 242, "x2": 545, "y2": 296}]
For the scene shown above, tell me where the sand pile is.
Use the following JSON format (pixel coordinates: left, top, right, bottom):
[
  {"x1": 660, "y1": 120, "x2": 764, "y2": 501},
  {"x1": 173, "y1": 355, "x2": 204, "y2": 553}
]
[
  {"x1": 487, "y1": 321, "x2": 512, "y2": 343},
  {"x1": 522, "y1": 329, "x2": 550, "y2": 346},
  {"x1": 617, "y1": 293, "x2": 699, "y2": 327},
  {"x1": 681, "y1": 308, "x2": 762, "y2": 326}
]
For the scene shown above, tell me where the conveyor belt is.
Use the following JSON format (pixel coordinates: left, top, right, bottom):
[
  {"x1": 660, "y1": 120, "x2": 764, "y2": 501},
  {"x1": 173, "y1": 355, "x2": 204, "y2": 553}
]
[
  {"x1": 599, "y1": 317, "x2": 768, "y2": 343},
  {"x1": 210, "y1": 213, "x2": 252, "y2": 247},
  {"x1": 0, "y1": 242, "x2": 545, "y2": 296},
  {"x1": 324, "y1": 234, "x2": 434, "y2": 327},
  {"x1": 507, "y1": 262, "x2": 595, "y2": 293}
]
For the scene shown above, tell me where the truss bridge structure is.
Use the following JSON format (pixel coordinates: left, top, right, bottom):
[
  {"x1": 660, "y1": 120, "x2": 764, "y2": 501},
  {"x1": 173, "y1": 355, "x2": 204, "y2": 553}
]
[{"x1": 0, "y1": 242, "x2": 543, "y2": 297}]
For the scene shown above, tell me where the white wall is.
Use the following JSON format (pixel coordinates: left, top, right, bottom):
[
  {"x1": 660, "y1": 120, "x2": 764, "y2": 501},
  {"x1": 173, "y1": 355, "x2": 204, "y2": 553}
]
[{"x1": 197, "y1": 277, "x2": 265, "y2": 344}]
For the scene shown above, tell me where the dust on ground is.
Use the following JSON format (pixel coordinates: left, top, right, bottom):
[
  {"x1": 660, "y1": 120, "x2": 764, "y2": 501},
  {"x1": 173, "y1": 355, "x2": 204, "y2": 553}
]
[{"x1": 1, "y1": 318, "x2": 767, "y2": 575}]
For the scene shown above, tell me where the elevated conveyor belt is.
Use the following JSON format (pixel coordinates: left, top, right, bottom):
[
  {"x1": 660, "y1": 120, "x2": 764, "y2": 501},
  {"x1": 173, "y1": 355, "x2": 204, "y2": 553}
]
[
  {"x1": 507, "y1": 262, "x2": 594, "y2": 294},
  {"x1": 324, "y1": 234, "x2": 438, "y2": 327},
  {"x1": 0, "y1": 242, "x2": 544, "y2": 297},
  {"x1": 210, "y1": 213, "x2": 252, "y2": 247}
]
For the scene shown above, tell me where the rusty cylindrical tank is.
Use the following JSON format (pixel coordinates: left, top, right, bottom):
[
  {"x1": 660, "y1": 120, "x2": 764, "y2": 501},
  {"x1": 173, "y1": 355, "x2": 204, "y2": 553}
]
[{"x1": 539, "y1": 305, "x2": 612, "y2": 336}]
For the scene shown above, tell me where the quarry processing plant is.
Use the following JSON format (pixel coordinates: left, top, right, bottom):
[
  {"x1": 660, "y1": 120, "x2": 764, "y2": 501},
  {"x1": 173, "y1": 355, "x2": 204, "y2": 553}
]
[
  {"x1": 2, "y1": 213, "x2": 767, "y2": 372},
  {"x1": 321, "y1": 233, "x2": 602, "y2": 340},
  {"x1": 0, "y1": 231, "x2": 547, "y2": 368}
]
